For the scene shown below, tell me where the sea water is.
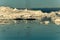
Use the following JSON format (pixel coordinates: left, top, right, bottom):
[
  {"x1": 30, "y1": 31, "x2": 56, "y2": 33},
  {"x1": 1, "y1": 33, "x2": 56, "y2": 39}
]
[
  {"x1": 0, "y1": 20, "x2": 59, "y2": 40},
  {"x1": 0, "y1": 8, "x2": 60, "y2": 40}
]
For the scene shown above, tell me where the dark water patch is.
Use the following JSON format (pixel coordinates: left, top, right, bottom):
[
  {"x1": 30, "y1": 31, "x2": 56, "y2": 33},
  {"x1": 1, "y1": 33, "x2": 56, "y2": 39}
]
[
  {"x1": 30, "y1": 8, "x2": 60, "y2": 13},
  {"x1": 17, "y1": 8, "x2": 60, "y2": 13}
]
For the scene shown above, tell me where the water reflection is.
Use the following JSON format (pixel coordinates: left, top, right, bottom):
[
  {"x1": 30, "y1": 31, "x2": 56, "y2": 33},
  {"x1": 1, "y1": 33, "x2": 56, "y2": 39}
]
[
  {"x1": 0, "y1": 20, "x2": 59, "y2": 40},
  {"x1": 0, "y1": 19, "x2": 16, "y2": 24},
  {"x1": 0, "y1": 19, "x2": 53, "y2": 25}
]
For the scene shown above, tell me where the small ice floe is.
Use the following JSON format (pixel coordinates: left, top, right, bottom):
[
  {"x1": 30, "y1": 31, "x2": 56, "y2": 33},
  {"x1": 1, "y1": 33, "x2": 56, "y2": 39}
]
[
  {"x1": 13, "y1": 8, "x2": 18, "y2": 11},
  {"x1": 44, "y1": 21, "x2": 49, "y2": 25},
  {"x1": 40, "y1": 22, "x2": 43, "y2": 24},
  {"x1": 54, "y1": 19, "x2": 60, "y2": 25},
  {"x1": 40, "y1": 21, "x2": 49, "y2": 25}
]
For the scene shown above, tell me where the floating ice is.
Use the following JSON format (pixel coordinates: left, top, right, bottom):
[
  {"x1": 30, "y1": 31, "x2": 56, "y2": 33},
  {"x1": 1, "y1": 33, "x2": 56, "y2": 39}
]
[{"x1": 0, "y1": 6, "x2": 60, "y2": 25}]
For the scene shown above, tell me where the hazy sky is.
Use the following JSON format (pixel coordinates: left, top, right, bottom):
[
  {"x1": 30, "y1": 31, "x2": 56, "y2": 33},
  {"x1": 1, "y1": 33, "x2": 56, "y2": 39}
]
[{"x1": 0, "y1": 0, "x2": 60, "y2": 8}]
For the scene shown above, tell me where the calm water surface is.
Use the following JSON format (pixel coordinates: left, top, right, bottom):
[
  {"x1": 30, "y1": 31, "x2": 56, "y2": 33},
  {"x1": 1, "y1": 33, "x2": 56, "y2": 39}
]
[{"x1": 0, "y1": 20, "x2": 60, "y2": 40}]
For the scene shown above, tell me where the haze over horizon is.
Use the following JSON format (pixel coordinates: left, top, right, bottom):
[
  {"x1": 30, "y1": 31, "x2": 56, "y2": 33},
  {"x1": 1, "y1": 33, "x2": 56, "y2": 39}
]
[{"x1": 0, "y1": 0, "x2": 60, "y2": 8}]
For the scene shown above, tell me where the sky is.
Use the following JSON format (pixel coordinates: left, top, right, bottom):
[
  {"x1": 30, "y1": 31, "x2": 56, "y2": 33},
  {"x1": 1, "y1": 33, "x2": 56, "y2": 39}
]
[{"x1": 0, "y1": 0, "x2": 60, "y2": 8}]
